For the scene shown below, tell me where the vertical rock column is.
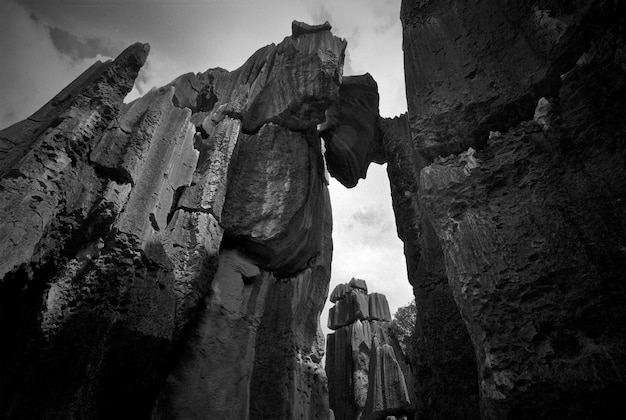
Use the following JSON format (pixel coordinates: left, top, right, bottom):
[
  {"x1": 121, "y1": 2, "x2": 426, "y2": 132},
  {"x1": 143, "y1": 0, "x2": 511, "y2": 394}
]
[
  {"x1": 396, "y1": 0, "x2": 626, "y2": 418},
  {"x1": 152, "y1": 21, "x2": 345, "y2": 420},
  {"x1": 326, "y1": 279, "x2": 413, "y2": 420},
  {"x1": 380, "y1": 112, "x2": 479, "y2": 419}
]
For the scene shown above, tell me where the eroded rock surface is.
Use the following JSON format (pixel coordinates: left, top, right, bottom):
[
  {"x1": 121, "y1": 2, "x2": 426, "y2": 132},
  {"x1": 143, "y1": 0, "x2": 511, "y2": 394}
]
[
  {"x1": 391, "y1": 0, "x2": 626, "y2": 418},
  {"x1": 326, "y1": 280, "x2": 413, "y2": 420},
  {"x1": 0, "y1": 21, "x2": 347, "y2": 420},
  {"x1": 320, "y1": 74, "x2": 386, "y2": 187}
]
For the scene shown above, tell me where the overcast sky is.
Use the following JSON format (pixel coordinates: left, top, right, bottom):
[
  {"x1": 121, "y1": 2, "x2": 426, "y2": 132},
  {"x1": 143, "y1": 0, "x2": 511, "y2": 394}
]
[{"x1": 0, "y1": 0, "x2": 411, "y2": 336}]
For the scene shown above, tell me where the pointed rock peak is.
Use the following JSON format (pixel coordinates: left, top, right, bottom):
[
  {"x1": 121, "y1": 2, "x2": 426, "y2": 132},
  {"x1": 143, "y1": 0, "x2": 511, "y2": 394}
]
[
  {"x1": 114, "y1": 42, "x2": 150, "y2": 69},
  {"x1": 292, "y1": 20, "x2": 332, "y2": 38}
]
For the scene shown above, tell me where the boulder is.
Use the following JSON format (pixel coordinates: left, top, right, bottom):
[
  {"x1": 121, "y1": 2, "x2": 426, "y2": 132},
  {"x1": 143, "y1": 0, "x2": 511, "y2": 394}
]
[
  {"x1": 368, "y1": 293, "x2": 391, "y2": 322},
  {"x1": 327, "y1": 290, "x2": 370, "y2": 330},
  {"x1": 221, "y1": 122, "x2": 328, "y2": 277},
  {"x1": 330, "y1": 282, "x2": 351, "y2": 303},
  {"x1": 349, "y1": 277, "x2": 368, "y2": 293},
  {"x1": 320, "y1": 74, "x2": 386, "y2": 188}
]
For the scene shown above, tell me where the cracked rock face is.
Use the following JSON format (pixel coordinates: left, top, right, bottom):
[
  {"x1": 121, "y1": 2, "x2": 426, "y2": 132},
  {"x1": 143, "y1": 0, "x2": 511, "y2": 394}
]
[
  {"x1": 0, "y1": 22, "x2": 346, "y2": 420},
  {"x1": 391, "y1": 0, "x2": 626, "y2": 419}
]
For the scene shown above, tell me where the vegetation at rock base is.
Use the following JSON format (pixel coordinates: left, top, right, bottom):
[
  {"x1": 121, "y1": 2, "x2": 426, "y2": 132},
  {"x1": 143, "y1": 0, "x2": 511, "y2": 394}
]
[{"x1": 389, "y1": 299, "x2": 416, "y2": 355}]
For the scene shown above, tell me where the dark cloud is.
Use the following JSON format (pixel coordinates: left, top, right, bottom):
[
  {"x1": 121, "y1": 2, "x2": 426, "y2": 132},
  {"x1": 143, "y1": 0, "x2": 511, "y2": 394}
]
[
  {"x1": 28, "y1": 11, "x2": 40, "y2": 24},
  {"x1": 27, "y1": 11, "x2": 117, "y2": 61},
  {"x1": 48, "y1": 26, "x2": 117, "y2": 61}
]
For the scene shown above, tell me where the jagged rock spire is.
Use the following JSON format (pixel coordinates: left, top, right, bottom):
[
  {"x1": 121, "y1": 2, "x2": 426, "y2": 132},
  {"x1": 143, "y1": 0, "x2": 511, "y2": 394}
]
[{"x1": 326, "y1": 279, "x2": 414, "y2": 420}]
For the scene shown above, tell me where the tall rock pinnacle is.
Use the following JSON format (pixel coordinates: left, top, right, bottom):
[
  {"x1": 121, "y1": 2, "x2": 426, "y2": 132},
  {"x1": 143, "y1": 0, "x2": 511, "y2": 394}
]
[{"x1": 326, "y1": 279, "x2": 413, "y2": 420}]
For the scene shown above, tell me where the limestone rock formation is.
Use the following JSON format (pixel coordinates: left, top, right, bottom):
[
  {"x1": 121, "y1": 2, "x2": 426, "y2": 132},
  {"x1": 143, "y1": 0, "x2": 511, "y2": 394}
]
[
  {"x1": 326, "y1": 280, "x2": 413, "y2": 420},
  {"x1": 320, "y1": 74, "x2": 386, "y2": 188},
  {"x1": 389, "y1": 0, "x2": 626, "y2": 418},
  {"x1": 3, "y1": 1, "x2": 624, "y2": 418},
  {"x1": 0, "y1": 22, "x2": 344, "y2": 420}
]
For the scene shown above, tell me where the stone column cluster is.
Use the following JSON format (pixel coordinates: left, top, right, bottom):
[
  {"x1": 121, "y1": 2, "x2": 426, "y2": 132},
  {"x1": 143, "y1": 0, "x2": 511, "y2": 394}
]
[
  {"x1": 0, "y1": 22, "x2": 344, "y2": 419},
  {"x1": 326, "y1": 278, "x2": 413, "y2": 420}
]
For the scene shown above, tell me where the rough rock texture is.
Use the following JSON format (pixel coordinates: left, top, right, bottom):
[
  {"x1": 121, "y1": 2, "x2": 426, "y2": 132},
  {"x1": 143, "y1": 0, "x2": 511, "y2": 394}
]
[
  {"x1": 390, "y1": 0, "x2": 626, "y2": 418},
  {"x1": 221, "y1": 122, "x2": 328, "y2": 277},
  {"x1": 0, "y1": 22, "x2": 348, "y2": 419},
  {"x1": 248, "y1": 199, "x2": 332, "y2": 419},
  {"x1": 382, "y1": 112, "x2": 480, "y2": 419},
  {"x1": 0, "y1": 43, "x2": 150, "y2": 280},
  {"x1": 292, "y1": 20, "x2": 333, "y2": 38},
  {"x1": 320, "y1": 74, "x2": 386, "y2": 187},
  {"x1": 152, "y1": 249, "x2": 267, "y2": 420},
  {"x1": 167, "y1": 27, "x2": 346, "y2": 135},
  {"x1": 326, "y1": 280, "x2": 413, "y2": 420}
]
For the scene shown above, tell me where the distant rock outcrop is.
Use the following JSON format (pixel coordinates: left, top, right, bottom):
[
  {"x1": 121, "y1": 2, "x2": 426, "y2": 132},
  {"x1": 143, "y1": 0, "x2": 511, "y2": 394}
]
[{"x1": 326, "y1": 279, "x2": 413, "y2": 420}]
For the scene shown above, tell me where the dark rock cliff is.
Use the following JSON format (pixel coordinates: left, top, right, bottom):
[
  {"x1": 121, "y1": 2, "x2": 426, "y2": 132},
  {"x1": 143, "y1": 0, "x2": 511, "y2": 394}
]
[
  {"x1": 390, "y1": 0, "x2": 626, "y2": 418},
  {"x1": 0, "y1": 22, "x2": 348, "y2": 419}
]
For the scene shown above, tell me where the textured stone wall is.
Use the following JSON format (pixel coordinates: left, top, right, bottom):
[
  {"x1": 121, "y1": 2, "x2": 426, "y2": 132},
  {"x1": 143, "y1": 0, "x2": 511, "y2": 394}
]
[
  {"x1": 392, "y1": 0, "x2": 626, "y2": 418},
  {"x1": 0, "y1": 21, "x2": 345, "y2": 419}
]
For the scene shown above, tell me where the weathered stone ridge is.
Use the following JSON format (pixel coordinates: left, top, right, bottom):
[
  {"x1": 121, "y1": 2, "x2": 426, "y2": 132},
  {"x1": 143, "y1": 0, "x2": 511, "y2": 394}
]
[
  {"x1": 0, "y1": 43, "x2": 150, "y2": 281},
  {"x1": 392, "y1": 0, "x2": 626, "y2": 419},
  {"x1": 326, "y1": 280, "x2": 413, "y2": 420},
  {"x1": 0, "y1": 21, "x2": 347, "y2": 419}
]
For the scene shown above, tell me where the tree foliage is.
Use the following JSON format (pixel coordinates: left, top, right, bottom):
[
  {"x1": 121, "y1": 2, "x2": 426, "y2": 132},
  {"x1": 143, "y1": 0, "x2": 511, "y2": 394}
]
[{"x1": 389, "y1": 299, "x2": 416, "y2": 355}]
